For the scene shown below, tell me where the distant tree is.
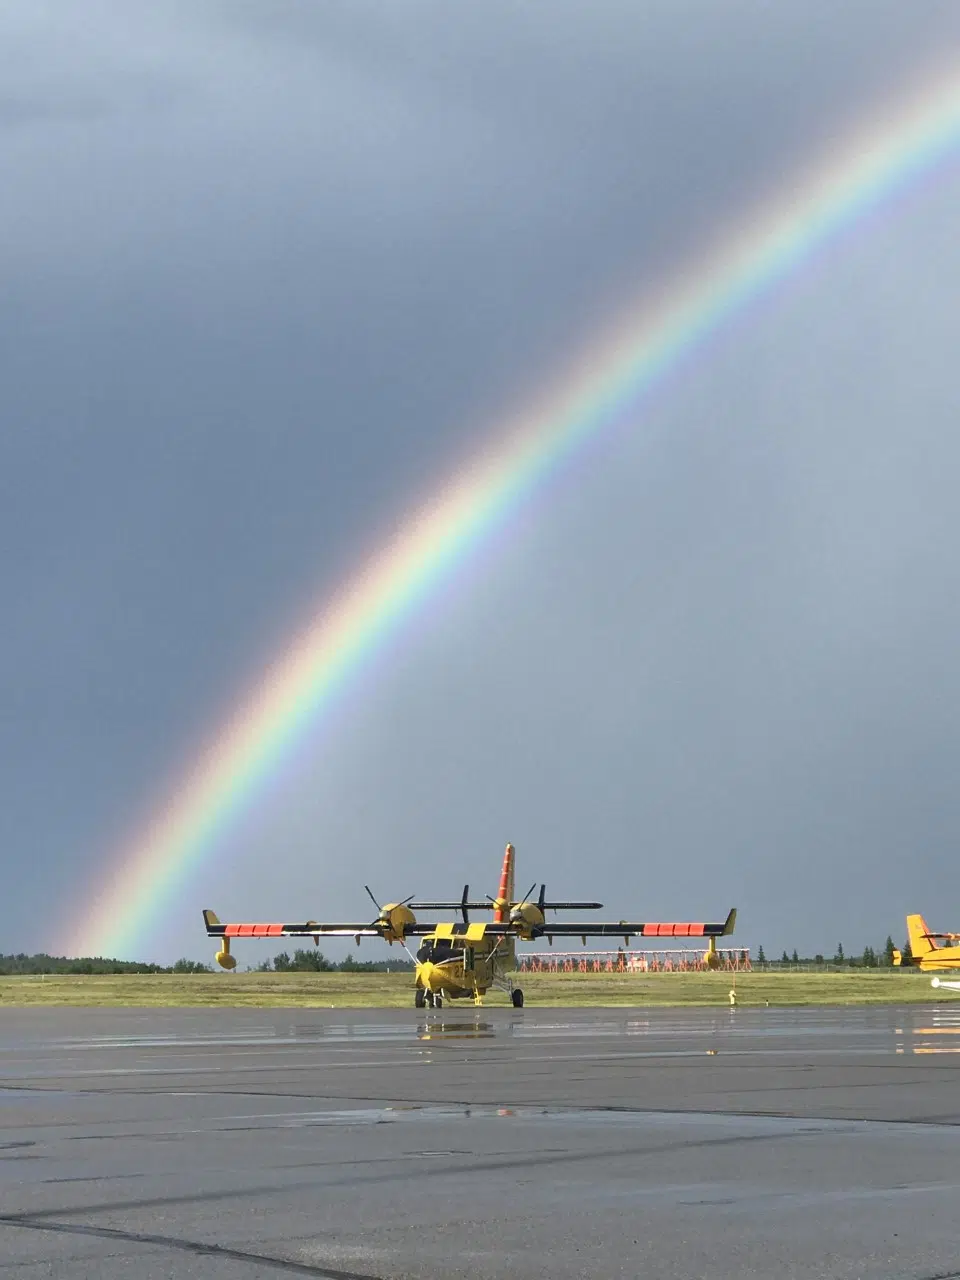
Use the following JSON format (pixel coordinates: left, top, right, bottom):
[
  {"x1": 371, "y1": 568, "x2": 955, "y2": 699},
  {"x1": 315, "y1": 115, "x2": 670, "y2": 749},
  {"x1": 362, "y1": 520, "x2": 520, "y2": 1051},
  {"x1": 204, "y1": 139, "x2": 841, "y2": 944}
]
[
  {"x1": 861, "y1": 946, "x2": 876, "y2": 968},
  {"x1": 781, "y1": 950, "x2": 790, "y2": 964},
  {"x1": 791, "y1": 949, "x2": 799, "y2": 964},
  {"x1": 291, "y1": 948, "x2": 334, "y2": 972},
  {"x1": 883, "y1": 936, "x2": 896, "y2": 966},
  {"x1": 256, "y1": 958, "x2": 273, "y2": 972},
  {"x1": 172, "y1": 958, "x2": 212, "y2": 974},
  {"x1": 833, "y1": 942, "x2": 845, "y2": 965},
  {"x1": 757, "y1": 945, "x2": 766, "y2": 964},
  {"x1": 901, "y1": 939, "x2": 913, "y2": 964},
  {"x1": 814, "y1": 954, "x2": 824, "y2": 965},
  {"x1": 273, "y1": 951, "x2": 292, "y2": 972},
  {"x1": 339, "y1": 954, "x2": 415, "y2": 972}
]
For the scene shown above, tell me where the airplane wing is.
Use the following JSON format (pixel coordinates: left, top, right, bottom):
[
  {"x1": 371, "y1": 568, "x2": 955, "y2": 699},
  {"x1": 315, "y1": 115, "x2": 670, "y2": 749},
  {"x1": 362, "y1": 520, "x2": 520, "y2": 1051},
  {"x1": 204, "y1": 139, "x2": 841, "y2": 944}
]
[
  {"x1": 202, "y1": 907, "x2": 736, "y2": 946},
  {"x1": 202, "y1": 909, "x2": 443, "y2": 942},
  {"x1": 522, "y1": 909, "x2": 738, "y2": 941}
]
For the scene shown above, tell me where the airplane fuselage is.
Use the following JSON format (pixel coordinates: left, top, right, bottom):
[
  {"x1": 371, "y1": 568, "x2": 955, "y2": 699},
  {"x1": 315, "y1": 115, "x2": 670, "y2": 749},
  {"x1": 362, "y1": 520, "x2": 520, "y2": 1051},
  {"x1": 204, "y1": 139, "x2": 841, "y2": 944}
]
[
  {"x1": 415, "y1": 925, "x2": 509, "y2": 1004},
  {"x1": 916, "y1": 943, "x2": 960, "y2": 972}
]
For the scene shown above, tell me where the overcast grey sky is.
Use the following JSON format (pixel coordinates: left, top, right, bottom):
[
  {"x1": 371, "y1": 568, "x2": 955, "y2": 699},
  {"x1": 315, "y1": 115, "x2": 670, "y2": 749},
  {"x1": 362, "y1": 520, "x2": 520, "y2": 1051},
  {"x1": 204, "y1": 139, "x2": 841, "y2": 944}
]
[{"x1": 3, "y1": 2, "x2": 960, "y2": 962}]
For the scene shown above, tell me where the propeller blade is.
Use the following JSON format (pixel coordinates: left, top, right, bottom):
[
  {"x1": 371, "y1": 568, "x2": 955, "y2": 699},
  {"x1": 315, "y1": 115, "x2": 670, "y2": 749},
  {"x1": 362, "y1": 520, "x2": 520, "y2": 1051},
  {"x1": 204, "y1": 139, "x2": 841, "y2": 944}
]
[
  {"x1": 461, "y1": 884, "x2": 470, "y2": 925},
  {"x1": 519, "y1": 881, "x2": 537, "y2": 906},
  {"x1": 538, "y1": 883, "x2": 546, "y2": 912},
  {"x1": 364, "y1": 885, "x2": 382, "y2": 913}
]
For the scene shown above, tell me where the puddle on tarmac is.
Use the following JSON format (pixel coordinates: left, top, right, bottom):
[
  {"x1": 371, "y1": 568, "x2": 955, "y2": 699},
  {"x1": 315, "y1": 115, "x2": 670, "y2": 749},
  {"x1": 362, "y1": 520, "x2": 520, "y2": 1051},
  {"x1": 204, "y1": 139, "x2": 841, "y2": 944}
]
[
  {"x1": 263, "y1": 1104, "x2": 839, "y2": 1134},
  {"x1": 36, "y1": 1008, "x2": 957, "y2": 1055},
  {"x1": 895, "y1": 1010, "x2": 960, "y2": 1054},
  {"x1": 49, "y1": 1025, "x2": 418, "y2": 1051},
  {"x1": 268, "y1": 1104, "x2": 626, "y2": 1127},
  {"x1": 0, "y1": 1087, "x2": 85, "y2": 1101},
  {"x1": 417, "y1": 1021, "x2": 495, "y2": 1040}
]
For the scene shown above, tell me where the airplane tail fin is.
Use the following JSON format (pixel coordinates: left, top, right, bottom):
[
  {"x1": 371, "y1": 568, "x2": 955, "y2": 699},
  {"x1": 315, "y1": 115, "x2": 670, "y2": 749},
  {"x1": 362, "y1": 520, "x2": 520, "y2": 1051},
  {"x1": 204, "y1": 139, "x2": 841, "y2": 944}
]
[
  {"x1": 493, "y1": 843, "x2": 517, "y2": 970},
  {"x1": 492, "y1": 843, "x2": 515, "y2": 923},
  {"x1": 907, "y1": 913, "x2": 935, "y2": 962}
]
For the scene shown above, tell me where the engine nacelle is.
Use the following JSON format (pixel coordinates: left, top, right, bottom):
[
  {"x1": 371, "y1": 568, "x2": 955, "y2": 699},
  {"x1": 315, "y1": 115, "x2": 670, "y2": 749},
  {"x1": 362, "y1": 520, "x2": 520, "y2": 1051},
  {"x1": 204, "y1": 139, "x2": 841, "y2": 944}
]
[
  {"x1": 380, "y1": 903, "x2": 417, "y2": 943},
  {"x1": 510, "y1": 901, "x2": 545, "y2": 941}
]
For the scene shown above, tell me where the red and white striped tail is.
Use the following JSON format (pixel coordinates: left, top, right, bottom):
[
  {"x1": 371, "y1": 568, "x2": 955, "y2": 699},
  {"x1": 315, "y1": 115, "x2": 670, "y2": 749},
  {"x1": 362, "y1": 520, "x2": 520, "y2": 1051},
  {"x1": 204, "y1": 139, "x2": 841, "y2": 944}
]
[
  {"x1": 493, "y1": 843, "x2": 515, "y2": 922},
  {"x1": 493, "y1": 843, "x2": 517, "y2": 972}
]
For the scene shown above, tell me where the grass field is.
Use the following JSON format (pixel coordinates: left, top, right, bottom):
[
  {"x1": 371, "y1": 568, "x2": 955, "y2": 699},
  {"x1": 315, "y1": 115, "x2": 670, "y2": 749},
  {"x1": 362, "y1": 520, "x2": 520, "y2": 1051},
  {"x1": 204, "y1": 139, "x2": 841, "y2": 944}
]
[{"x1": 0, "y1": 969, "x2": 945, "y2": 1008}]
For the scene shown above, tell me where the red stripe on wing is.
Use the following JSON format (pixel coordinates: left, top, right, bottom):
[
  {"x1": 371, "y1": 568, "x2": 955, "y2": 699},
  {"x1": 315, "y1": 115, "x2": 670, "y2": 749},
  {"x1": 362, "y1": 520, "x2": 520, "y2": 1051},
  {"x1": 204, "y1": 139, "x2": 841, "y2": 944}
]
[{"x1": 224, "y1": 923, "x2": 286, "y2": 938}]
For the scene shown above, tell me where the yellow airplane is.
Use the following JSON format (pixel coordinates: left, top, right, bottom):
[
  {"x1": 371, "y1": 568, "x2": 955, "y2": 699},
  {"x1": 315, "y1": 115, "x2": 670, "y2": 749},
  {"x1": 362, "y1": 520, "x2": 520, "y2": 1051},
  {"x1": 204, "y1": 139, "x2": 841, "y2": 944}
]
[
  {"x1": 894, "y1": 913, "x2": 960, "y2": 992},
  {"x1": 203, "y1": 843, "x2": 737, "y2": 1008}
]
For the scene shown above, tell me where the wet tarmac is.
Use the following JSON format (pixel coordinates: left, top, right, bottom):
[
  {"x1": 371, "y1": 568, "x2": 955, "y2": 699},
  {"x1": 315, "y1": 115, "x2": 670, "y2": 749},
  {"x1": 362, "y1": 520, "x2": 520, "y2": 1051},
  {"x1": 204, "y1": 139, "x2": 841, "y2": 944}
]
[{"x1": 2, "y1": 1005, "x2": 960, "y2": 1277}]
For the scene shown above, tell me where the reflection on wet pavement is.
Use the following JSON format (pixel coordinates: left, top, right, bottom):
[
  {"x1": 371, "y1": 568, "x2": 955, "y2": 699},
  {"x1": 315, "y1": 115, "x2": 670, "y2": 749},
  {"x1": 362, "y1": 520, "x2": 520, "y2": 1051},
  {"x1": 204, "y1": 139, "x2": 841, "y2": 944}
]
[{"x1": 895, "y1": 1007, "x2": 960, "y2": 1053}]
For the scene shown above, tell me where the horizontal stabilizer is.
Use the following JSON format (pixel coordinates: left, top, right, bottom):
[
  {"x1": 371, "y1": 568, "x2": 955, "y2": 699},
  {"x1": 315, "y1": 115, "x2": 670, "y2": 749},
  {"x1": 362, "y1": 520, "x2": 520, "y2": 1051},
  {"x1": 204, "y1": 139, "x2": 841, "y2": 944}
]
[
  {"x1": 538, "y1": 901, "x2": 604, "y2": 911},
  {"x1": 408, "y1": 899, "x2": 603, "y2": 912},
  {"x1": 410, "y1": 901, "x2": 507, "y2": 911}
]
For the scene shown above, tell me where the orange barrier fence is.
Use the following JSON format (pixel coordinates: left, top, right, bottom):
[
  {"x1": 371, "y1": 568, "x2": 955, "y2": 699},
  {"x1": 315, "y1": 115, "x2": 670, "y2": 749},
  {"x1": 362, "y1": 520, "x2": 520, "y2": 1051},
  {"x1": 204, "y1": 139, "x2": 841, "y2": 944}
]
[{"x1": 517, "y1": 949, "x2": 751, "y2": 973}]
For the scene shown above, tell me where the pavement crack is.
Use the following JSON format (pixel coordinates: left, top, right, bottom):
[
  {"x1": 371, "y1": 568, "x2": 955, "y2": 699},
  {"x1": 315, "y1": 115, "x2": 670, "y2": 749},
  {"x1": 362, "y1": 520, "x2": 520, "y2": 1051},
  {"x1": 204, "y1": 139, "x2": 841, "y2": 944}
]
[
  {"x1": 0, "y1": 1215, "x2": 380, "y2": 1279},
  {"x1": 3, "y1": 1130, "x2": 810, "y2": 1226}
]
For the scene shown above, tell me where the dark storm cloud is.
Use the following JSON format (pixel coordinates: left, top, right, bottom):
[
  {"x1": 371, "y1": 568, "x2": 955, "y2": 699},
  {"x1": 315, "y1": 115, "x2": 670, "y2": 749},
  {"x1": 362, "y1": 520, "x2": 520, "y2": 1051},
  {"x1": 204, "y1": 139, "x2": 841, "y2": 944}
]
[{"x1": 2, "y1": 1, "x2": 959, "y2": 958}]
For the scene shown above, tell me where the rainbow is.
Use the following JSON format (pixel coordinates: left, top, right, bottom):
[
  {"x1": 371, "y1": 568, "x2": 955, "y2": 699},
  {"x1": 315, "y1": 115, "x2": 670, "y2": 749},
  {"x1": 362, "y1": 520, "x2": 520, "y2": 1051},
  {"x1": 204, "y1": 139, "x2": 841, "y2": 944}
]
[{"x1": 70, "y1": 65, "x2": 960, "y2": 959}]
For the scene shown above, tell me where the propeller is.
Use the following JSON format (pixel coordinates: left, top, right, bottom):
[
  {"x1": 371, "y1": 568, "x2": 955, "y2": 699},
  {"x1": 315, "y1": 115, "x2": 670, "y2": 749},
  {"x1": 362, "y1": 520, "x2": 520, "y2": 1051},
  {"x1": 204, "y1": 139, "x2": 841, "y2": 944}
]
[
  {"x1": 364, "y1": 887, "x2": 416, "y2": 928},
  {"x1": 364, "y1": 885, "x2": 382, "y2": 914},
  {"x1": 508, "y1": 883, "x2": 540, "y2": 926}
]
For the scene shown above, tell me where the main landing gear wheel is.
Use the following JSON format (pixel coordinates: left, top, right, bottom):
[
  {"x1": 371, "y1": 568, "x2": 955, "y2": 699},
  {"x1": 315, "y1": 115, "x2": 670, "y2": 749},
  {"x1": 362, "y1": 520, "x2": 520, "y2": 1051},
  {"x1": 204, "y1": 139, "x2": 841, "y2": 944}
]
[
  {"x1": 511, "y1": 988, "x2": 524, "y2": 1008},
  {"x1": 415, "y1": 988, "x2": 426, "y2": 1009}
]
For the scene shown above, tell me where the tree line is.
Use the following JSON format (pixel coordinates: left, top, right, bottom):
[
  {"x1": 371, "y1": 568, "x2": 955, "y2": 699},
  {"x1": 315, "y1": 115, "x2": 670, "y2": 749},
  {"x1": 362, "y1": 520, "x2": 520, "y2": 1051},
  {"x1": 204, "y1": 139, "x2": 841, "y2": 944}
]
[
  {"x1": 1, "y1": 940, "x2": 917, "y2": 976},
  {"x1": 255, "y1": 950, "x2": 414, "y2": 973},
  {"x1": 754, "y1": 936, "x2": 909, "y2": 967},
  {"x1": 0, "y1": 950, "x2": 413, "y2": 975},
  {"x1": 0, "y1": 953, "x2": 203, "y2": 975}
]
